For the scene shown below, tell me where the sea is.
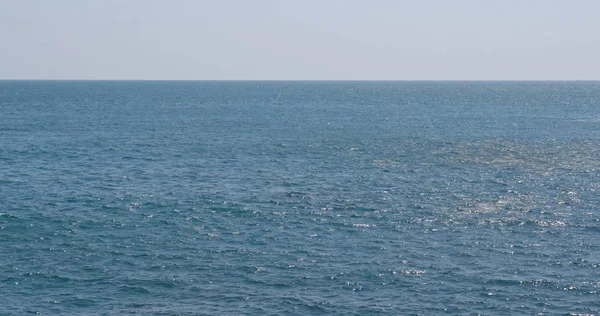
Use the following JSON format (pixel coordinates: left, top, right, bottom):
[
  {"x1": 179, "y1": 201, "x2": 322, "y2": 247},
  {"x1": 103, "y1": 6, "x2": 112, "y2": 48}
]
[{"x1": 1, "y1": 81, "x2": 599, "y2": 315}]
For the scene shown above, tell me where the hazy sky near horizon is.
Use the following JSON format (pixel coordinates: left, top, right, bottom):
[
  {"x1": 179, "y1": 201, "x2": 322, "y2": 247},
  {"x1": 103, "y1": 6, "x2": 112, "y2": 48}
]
[{"x1": 1, "y1": 0, "x2": 599, "y2": 80}]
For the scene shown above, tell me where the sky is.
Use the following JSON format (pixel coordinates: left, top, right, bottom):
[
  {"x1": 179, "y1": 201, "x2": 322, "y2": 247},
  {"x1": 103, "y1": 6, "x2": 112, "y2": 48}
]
[{"x1": 1, "y1": 0, "x2": 599, "y2": 80}]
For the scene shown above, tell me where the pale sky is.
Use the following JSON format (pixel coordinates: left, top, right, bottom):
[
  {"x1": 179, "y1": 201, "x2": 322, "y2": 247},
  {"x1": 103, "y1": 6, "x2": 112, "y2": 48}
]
[{"x1": 1, "y1": 0, "x2": 599, "y2": 80}]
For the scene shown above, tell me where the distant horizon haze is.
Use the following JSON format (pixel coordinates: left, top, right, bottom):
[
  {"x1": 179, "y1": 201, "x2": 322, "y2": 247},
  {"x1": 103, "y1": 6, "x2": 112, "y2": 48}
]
[{"x1": 1, "y1": 0, "x2": 599, "y2": 80}]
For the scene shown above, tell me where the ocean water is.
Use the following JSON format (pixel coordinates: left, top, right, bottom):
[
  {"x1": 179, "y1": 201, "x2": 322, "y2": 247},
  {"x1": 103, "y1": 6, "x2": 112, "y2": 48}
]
[{"x1": 1, "y1": 81, "x2": 600, "y2": 315}]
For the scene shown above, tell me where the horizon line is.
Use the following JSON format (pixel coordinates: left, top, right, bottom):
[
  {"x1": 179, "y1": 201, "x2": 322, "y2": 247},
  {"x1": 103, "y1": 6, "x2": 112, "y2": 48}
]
[{"x1": 1, "y1": 79, "x2": 599, "y2": 82}]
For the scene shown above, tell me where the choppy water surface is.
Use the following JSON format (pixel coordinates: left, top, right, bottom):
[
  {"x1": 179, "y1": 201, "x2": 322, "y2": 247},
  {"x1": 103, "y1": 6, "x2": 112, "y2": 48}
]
[{"x1": 1, "y1": 81, "x2": 600, "y2": 315}]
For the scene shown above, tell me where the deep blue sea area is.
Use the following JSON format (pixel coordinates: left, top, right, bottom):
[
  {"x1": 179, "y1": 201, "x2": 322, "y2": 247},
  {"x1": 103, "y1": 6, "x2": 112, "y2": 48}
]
[{"x1": 1, "y1": 81, "x2": 600, "y2": 315}]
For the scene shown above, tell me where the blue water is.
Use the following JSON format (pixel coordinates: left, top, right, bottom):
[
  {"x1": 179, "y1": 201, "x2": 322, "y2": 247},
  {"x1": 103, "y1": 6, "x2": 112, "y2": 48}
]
[{"x1": 1, "y1": 81, "x2": 600, "y2": 315}]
